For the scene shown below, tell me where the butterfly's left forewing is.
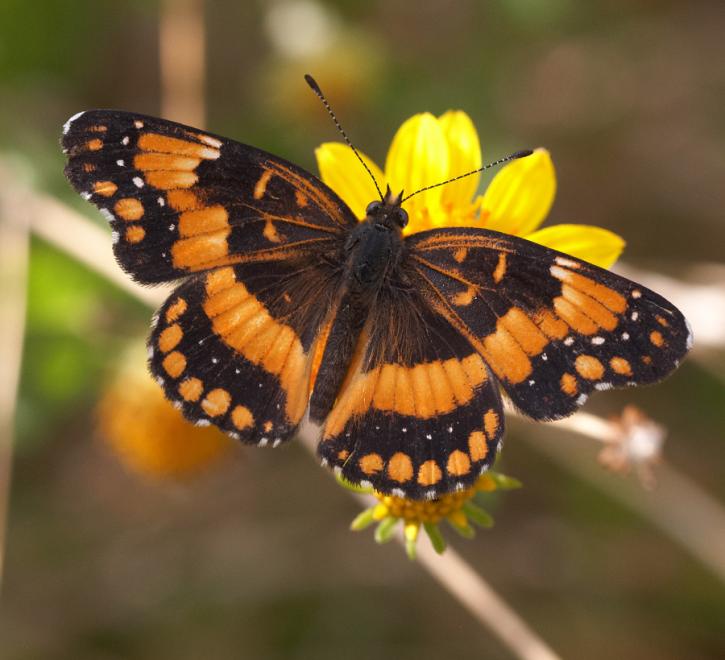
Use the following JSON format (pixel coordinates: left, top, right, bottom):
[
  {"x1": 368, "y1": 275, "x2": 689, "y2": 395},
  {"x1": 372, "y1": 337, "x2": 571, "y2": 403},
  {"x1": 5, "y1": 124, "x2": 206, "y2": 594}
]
[
  {"x1": 62, "y1": 110, "x2": 355, "y2": 283},
  {"x1": 407, "y1": 227, "x2": 691, "y2": 421}
]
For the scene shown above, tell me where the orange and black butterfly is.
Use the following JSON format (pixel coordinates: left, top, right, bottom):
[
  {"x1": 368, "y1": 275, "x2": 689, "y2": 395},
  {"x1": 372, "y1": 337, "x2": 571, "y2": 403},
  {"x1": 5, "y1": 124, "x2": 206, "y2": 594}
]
[{"x1": 62, "y1": 77, "x2": 691, "y2": 500}]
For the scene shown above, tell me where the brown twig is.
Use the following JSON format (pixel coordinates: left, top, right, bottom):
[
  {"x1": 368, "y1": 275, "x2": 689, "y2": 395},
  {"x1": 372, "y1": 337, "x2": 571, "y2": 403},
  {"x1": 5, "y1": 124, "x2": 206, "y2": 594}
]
[{"x1": 159, "y1": 0, "x2": 206, "y2": 128}]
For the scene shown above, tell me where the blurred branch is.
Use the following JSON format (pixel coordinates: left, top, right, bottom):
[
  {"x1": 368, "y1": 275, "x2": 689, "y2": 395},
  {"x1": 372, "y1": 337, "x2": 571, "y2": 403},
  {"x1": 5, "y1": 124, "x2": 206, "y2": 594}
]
[
  {"x1": 0, "y1": 172, "x2": 31, "y2": 592},
  {"x1": 159, "y1": 0, "x2": 206, "y2": 127},
  {"x1": 518, "y1": 413, "x2": 725, "y2": 582}
]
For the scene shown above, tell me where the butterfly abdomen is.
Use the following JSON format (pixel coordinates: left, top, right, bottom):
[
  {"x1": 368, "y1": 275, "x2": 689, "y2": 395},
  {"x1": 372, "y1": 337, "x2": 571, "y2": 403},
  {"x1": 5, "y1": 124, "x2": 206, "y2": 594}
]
[{"x1": 309, "y1": 219, "x2": 405, "y2": 422}]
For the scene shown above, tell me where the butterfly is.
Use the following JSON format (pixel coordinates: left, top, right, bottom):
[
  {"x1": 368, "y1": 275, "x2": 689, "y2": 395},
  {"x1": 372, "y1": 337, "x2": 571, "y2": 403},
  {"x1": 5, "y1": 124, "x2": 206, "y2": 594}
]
[{"x1": 61, "y1": 79, "x2": 691, "y2": 500}]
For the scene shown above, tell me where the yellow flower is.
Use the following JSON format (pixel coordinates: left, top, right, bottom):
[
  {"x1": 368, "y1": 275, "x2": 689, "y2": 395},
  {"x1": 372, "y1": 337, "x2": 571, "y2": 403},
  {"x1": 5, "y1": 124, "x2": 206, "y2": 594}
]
[
  {"x1": 347, "y1": 472, "x2": 521, "y2": 559},
  {"x1": 97, "y1": 345, "x2": 234, "y2": 478},
  {"x1": 316, "y1": 111, "x2": 625, "y2": 268}
]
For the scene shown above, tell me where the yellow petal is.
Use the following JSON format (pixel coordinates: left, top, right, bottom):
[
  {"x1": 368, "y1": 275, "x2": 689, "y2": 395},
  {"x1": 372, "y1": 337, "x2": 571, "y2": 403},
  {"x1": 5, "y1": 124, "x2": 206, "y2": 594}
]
[
  {"x1": 404, "y1": 521, "x2": 420, "y2": 542},
  {"x1": 438, "y1": 110, "x2": 482, "y2": 210},
  {"x1": 315, "y1": 142, "x2": 385, "y2": 220},
  {"x1": 481, "y1": 147, "x2": 555, "y2": 236},
  {"x1": 385, "y1": 113, "x2": 450, "y2": 232},
  {"x1": 525, "y1": 224, "x2": 625, "y2": 269}
]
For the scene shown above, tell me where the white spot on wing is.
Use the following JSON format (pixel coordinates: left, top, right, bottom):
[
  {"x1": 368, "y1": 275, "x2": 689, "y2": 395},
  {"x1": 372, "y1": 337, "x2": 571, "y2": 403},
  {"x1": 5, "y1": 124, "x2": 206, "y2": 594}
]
[
  {"x1": 576, "y1": 393, "x2": 589, "y2": 405},
  {"x1": 555, "y1": 256, "x2": 579, "y2": 269},
  {"x1": 111, "y1": 230, "x2": 119, "y2": 244},
  {"x1": 100, "y1": 208, "x2": 114, "y2": 222},
  {"x1": 591, "y1": 336, "x2": 605, "y2": 345},
  {"x1": 198, "y1": 134, "x2": 223, "y2": 149},
  {"x1": 116, "y1": 159, "x2": 125, "y2": 166},
  {"x1": 122, "y1": 136, "x2": 130, "y2": 145},
  {"x1": 685, "y1": 318, "x2": 694, "y2": 350},
  {"x1": 133, "y1": 176, "x2": 144, "y2": 188},
  {"x1": 62, "y1": 111, "x2": 84, "y2": 135},
  {"x1": 631, "y1": 289, "x2": 642, "y2": 299},
  {"x1": 564, "y1": 336, "x2": 574, "y2": 346},
  {"x1": 80, "y1": 191, "x2": 91, "y2": 200},
  {"x1": 195, "y1": 419, "x2": 210, "y2": 427},
  {"x1": 595, "y1": 382, "x2": 613, "y2": 391},
  {"x1": 631, "y1": 311, "x2": 639, "y2": 321}
]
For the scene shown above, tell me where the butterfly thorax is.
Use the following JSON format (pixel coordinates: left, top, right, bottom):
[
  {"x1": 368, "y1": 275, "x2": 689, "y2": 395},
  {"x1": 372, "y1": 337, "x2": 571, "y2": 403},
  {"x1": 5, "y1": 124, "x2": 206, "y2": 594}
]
[
  {"x1": 308, "y1": 196, "x2": 408, "y2": 422},
  {"x1": 344, "y1": 191, "x2": 408, "y2": 289},
  {"x1": 345, "y1": 214, "x2": 403, "y2": 291}
]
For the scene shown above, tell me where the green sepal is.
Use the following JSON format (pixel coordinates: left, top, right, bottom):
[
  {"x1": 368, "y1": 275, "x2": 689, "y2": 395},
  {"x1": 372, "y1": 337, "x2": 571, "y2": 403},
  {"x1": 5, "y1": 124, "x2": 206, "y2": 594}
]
[
  {"x1": 405, "y1": 535, "x2": 417, "y2": 561},
  {"x1": 423, "y1": 522, "x2": 447, "y2": 554},
  {"x1": 335, "y1": 474, "x2": 372, "y2": 493},
  {"x1": 350, "y1": 507, "x2": 376, "y2": 531},
  {"x1": 488, "y1": 472, "x2": 523, "y2": 490},
  {"x1": 462, "y1": 501, "x2": 494, "y2": 528},
  {"x1": 447, "y1": 518, "x2": 475, "y2": 539},
  {"x1": 374, "y1": 517, "x2": 399, "y2": 544}
]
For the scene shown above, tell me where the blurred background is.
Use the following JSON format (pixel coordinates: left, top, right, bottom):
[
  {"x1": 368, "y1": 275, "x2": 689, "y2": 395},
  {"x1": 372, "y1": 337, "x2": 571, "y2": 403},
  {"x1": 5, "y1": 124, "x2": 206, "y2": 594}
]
[{"x1": 1, "y1": 1, "x2": 724, "y2": 658}]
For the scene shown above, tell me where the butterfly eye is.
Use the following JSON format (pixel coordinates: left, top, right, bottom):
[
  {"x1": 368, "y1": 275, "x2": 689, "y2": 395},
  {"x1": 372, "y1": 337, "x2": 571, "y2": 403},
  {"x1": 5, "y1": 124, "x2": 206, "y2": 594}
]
[
  {"x1": 366, "y1": 201, "x2": 382, "y2": 216},
  {"x1": 394, "y1": 207, "x2": 408, "y2": 228}
]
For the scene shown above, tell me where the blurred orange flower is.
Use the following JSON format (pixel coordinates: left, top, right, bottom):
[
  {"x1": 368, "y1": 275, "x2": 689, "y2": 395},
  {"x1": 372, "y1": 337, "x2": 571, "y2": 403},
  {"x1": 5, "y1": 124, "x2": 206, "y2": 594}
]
[{"x1": 97, "y1": 345, "x2": 234, "y2": 478}]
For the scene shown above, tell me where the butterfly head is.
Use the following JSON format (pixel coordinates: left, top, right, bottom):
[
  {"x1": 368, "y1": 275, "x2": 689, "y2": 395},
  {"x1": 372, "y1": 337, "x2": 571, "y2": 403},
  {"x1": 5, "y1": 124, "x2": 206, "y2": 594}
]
[{"x1": 365, "y1": 186, "x2": 408, "y2": 230}]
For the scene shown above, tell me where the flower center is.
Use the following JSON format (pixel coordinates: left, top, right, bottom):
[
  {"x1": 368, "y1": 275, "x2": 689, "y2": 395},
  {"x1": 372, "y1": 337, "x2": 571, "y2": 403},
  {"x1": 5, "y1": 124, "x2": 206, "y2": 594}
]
[{"x1": 374, "y1": 487, "x2": 478, "y2": 524}]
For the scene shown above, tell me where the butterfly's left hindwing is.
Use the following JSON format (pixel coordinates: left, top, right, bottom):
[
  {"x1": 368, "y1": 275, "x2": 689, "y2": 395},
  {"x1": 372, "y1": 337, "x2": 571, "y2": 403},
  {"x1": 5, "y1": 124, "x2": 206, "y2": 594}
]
[
  {"x1": 407, "y1": 228, "x2": 692, "y2": 421},
  {"x1": 62, "y1": 110, "x2": 355, "y2": 284},
  {"x1": 149, "y1": 258, "x2": 339, "y2": 443}
]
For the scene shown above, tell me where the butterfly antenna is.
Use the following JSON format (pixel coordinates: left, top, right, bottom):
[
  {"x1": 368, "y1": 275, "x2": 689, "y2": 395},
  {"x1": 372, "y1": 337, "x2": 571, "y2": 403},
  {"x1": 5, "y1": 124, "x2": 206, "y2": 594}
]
[
  {"x1": 401, "y1": 149, "x2": 534, "y2": 203},
  {"x1": 305, "y1": 74, "x2": 384, "y2": 201}
]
